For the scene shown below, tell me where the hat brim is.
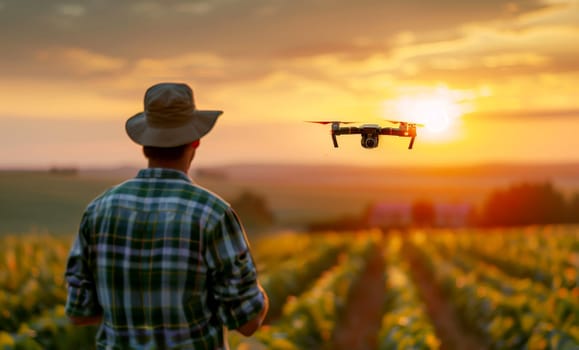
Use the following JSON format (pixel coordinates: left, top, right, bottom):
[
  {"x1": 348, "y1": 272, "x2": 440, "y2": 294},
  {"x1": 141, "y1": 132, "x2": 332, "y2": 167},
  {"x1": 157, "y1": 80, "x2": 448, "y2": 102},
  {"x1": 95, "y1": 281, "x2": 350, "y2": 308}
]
[{"x1": 126, "y1": 110, "x2": 222, "y2": 147}]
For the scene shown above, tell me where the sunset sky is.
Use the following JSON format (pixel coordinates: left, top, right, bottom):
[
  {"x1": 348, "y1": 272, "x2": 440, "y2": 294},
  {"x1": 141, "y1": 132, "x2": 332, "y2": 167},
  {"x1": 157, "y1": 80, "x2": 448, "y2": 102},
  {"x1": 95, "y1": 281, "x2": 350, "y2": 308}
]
[{"x1": 0, "y1": 0, "x2": 578, "y2": 168}]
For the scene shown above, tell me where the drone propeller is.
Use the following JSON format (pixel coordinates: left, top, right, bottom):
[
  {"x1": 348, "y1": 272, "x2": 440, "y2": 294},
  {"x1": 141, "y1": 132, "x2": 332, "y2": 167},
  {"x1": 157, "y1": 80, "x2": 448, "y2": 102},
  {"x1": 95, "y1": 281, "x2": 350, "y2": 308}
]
[
  {"x1": 305, "y1": 121, "x2": 357, "y2": 125},
  {"x1": 409, "y1": 122, "x2": 425, "y2": 127},
  {"x1": 386, "y1": 120, "x2": 425, "y2": 127}
]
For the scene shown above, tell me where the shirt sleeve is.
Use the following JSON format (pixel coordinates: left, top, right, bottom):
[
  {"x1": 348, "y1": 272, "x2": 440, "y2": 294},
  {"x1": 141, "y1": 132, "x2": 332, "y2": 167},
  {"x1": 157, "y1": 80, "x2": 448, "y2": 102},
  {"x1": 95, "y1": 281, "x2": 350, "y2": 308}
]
[
  {"x1": 64, "y1": 212, "x2": 103, "y2": 318},
  {"x1": 204, "y1": 207, "x2": 266, "y2": 331}
]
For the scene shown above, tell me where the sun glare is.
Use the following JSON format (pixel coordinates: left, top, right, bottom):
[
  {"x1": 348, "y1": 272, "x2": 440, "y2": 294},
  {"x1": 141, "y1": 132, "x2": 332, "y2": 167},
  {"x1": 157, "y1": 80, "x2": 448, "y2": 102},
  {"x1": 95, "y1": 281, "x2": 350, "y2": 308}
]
[{"x1": 382, "y1": 87, "x2": 467, "y2": 140}]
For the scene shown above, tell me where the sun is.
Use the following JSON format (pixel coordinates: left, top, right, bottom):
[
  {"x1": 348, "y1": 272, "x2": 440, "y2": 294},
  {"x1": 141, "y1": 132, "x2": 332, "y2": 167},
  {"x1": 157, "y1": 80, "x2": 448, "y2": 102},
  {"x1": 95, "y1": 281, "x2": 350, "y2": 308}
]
[
  {"x1": 381, "y1": 87, "x2": 467, "y2": 139},
  {"x1": 394, "y1": 96, "x2": 452, "y2": 132}
]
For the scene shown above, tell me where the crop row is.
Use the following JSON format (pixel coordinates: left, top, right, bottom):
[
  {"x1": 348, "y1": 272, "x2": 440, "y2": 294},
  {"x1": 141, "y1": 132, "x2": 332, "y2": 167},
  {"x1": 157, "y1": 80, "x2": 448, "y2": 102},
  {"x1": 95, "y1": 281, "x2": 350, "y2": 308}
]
[
  {"x1": 449, "y1": 226, "x2": 578, "y2": 290},
  {"x1": 410, "y1": 231, "x2": 579, "y2": 350},
  {"x1": 378, "y1": 235, "x2": 440, "y2": 350},
  {"x1": 232, "y1": 232, "x2": 380, "y2": 349},
  {"x1": 0, "y1": 235, "x2": 71, "y2": 332},
  {"x1": 231, "y1": 231, "x2": 443, "y2": 350},
  {"x1": 257, "y1": 233, "x2": 348, "y2": 320}
]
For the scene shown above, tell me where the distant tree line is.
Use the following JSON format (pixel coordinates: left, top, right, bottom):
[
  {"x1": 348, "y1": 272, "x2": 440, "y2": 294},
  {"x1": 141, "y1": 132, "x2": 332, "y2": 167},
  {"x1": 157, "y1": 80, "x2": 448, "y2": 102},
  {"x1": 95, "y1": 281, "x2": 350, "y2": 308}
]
[
  {"x1": 306, "y1": 181, "x2": 579, "y2": 231},
  {"x1": 477, "y1": 182, "x2": 579, "y2": 227},
  {"x1": 230, "y1": 190, "x2": 275, "y2": 234}
]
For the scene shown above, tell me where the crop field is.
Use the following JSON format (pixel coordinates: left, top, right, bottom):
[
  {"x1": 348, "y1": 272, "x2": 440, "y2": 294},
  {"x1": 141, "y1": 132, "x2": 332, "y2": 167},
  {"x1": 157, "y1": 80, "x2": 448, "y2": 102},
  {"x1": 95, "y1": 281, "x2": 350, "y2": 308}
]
[{"x1": 0, "y1": 226, "x2": 577, "y2": 350}]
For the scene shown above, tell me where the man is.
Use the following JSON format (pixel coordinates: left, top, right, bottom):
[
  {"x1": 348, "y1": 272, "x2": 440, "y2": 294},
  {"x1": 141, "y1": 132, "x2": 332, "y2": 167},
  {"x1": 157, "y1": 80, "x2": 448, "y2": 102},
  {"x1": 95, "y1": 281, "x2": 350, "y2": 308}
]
[{"x1": 64, "y1": 82, "x2": 269, "y2": 349}]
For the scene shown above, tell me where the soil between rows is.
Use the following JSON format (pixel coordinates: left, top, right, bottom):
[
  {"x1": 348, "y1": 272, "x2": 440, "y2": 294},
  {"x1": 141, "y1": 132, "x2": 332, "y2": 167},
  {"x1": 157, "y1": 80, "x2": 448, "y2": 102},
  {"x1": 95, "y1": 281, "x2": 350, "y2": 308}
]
[
  {"x1": 404, "y1": 243, "x2": 489, "y2": 350},
  {"x1": 330, "y1": 242, "x2": 386, "y2": 350},
  {"x1": 330, "y1": 238, "x2": 488, "y2": 350}
]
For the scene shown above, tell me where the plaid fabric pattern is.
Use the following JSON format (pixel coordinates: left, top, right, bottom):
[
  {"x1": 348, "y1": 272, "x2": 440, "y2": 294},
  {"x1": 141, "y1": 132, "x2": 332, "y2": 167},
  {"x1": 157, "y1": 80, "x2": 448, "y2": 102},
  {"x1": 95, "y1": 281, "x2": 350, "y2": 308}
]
[{"x1": 65, "y1": 168, "x2": 265, "y2": 350}]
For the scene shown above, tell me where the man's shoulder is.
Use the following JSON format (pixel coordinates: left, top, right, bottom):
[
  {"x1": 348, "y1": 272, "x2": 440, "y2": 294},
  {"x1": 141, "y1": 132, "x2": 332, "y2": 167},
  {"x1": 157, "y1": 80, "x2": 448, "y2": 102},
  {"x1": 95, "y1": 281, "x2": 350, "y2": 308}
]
[
  {"x1": 83, "y1": 181, "x2": 127, "y2": 211},
  {"x1": 188, "y1": 183, "x2": 231, "y2": 211},
  {"x1": 86, "y1": 177, "x2": 231, "y2": 212}
]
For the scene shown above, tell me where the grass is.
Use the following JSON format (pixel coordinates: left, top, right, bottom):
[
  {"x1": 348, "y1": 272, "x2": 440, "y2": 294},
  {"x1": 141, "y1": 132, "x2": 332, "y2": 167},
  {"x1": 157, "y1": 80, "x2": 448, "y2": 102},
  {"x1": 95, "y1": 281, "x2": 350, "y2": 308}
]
[{"x1": 0, "y1": 171, "x2": 118, "y2": 235}]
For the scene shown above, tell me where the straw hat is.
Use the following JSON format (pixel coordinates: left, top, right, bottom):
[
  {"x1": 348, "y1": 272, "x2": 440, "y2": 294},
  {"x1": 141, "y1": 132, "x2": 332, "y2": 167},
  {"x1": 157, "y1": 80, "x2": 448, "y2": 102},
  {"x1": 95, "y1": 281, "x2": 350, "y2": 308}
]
[{"x1": 125, "y1": 82, "x2": 222, "y2": 147}]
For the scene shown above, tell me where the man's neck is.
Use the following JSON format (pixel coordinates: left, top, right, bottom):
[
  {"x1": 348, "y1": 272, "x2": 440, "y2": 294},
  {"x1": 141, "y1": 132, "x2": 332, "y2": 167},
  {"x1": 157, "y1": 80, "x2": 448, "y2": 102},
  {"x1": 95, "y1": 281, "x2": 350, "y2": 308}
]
[{"x1": 147, "y1": 159, "x2": 189, "y2": 174}]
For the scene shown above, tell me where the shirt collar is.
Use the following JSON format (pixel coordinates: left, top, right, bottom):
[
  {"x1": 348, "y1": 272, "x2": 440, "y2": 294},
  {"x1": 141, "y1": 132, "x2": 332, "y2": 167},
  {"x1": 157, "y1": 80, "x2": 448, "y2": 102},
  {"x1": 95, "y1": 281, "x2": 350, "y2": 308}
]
[{"x1": 136, "y1": 168, "x2": 192, "y2": 183}]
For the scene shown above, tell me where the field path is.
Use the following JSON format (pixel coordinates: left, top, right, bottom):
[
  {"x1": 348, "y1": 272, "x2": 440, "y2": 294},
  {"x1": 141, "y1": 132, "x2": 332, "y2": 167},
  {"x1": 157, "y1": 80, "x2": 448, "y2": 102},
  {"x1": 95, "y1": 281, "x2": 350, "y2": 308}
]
[
  {"x1": 404, "y1": 243, "x2": 488, "y2": 350},
  {"x1": 330, "y1": 239, "x2": 385, "y2": 350}
]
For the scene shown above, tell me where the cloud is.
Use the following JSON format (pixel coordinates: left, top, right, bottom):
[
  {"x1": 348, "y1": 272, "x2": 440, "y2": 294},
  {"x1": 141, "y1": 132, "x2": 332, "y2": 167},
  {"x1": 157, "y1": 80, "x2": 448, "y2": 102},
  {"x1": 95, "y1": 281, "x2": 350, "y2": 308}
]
[
  {"x1": 173, "y1": 2, "x2": 214, "y2": 15},
  {"x1": 35, "y1": 47, "x2": 126, "y2": 76},
  {"x1": 467, "y1": 108, "x2": 579, "y2": 119},
  {"x1": 0, "y1": 71, "x2": 143, "y2": 118},
  {"x1": 129, "y1": 1, "x2": 165, "y2": 18},
  {"x1": 480, "y1": 52, "x2": 549, "y2": 68},
  {"x1": 128, "y1": 0, "x2": 216, "y2": 17},
  {"x1": 252, "y1": 2, "x2": 281, "y2": 17},
  {"x1": 0, "y1": 0, "x2": 577, "y2": 125},
  {"x1": 55, "y1": 3, "x2": 86, "y2": 17},
  {"x1": 2, "y1": 0, "x2": 553, "y2": 65},
  {"x1": 517, "y1": 0, "x2": 579, "y2": 27},
  {"x1": 375, "y1": 21, "x2": 579, "y2": 86},
  {"x1": 0, "y1": 0, "x2": 565, "y2": 73},
  {"x1": 134, "y1": 53, "x2": 226, "y2": 75}
]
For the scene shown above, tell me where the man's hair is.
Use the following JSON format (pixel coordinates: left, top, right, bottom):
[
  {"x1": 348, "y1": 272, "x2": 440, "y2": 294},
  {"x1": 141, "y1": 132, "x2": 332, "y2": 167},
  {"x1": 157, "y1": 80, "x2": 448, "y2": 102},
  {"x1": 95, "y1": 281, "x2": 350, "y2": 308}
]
[{"x1": 143, "y1": 144, "x2": 189, "y2": 161}]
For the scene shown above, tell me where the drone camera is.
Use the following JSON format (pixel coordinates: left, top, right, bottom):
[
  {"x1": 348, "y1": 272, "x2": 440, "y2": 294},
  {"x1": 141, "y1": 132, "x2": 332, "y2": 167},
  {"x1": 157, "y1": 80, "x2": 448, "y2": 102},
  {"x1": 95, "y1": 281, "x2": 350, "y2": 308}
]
[{"x1": 361, "y1": 133, "x2": 379, "y2": 148}]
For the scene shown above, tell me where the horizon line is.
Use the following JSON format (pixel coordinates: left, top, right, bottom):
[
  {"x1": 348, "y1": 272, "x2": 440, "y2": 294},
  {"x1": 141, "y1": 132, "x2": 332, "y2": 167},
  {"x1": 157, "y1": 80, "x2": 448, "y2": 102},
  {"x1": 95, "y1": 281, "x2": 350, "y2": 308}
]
[{"x1": 2, "y1": 159, "x2": 579, "y2": 172}]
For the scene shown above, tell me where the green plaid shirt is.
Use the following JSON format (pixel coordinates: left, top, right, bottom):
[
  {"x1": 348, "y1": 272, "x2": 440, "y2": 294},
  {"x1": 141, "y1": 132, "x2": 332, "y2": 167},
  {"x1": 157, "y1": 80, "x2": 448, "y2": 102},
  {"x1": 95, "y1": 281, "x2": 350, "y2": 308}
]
[{"x1": 65, "y1": 168, "x2": 265, "y2": 350}]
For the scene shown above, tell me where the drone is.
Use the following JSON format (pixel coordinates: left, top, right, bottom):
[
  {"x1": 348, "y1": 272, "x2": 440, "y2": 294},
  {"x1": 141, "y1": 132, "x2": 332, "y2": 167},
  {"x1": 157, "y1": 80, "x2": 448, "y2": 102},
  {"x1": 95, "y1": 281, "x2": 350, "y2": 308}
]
[{"x1": 308, "y1": 120, "x2": 424, "y2": 149}]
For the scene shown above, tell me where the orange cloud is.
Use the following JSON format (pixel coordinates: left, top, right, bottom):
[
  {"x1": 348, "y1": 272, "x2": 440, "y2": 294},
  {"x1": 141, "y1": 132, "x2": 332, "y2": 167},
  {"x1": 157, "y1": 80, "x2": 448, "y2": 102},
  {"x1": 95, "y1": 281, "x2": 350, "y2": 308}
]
[{"x1": 35, "y1": 47, "x2": 126, "y2": 76}]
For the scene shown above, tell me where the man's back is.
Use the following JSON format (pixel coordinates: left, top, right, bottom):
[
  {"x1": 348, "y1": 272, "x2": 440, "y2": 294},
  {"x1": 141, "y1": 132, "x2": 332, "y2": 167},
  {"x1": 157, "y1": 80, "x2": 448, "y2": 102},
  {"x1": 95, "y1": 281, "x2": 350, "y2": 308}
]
[{"x1": 65, "y1": 168, "x2": 265, "y2": 349}]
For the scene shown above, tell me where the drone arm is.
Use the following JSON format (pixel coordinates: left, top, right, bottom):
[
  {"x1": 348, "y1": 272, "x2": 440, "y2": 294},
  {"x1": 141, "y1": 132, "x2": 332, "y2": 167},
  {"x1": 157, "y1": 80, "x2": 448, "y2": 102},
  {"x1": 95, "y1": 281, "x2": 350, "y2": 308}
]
[
  {"x1": 380, "y1": 127, "x2": 417, "y2": 137},
  {"x1": 331, "y1": 127, "x2": 362, "y2": 147},
  {"x1": 379, "y1": 127, "x2": 398, "y2": 135},
  {"x1": 334, "y1": 126, "x2": 361, "y2": 135}
]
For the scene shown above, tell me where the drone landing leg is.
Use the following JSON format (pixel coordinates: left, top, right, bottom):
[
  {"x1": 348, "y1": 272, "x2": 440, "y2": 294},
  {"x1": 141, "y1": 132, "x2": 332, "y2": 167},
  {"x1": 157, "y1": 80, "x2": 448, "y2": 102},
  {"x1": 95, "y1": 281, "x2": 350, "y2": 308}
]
[
  {"x1": 332, "y1": 133, "x2": 338, "y2": 147},
  {"x1": 408, "y1": 136, "x2": 416, "y2": 149}
]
